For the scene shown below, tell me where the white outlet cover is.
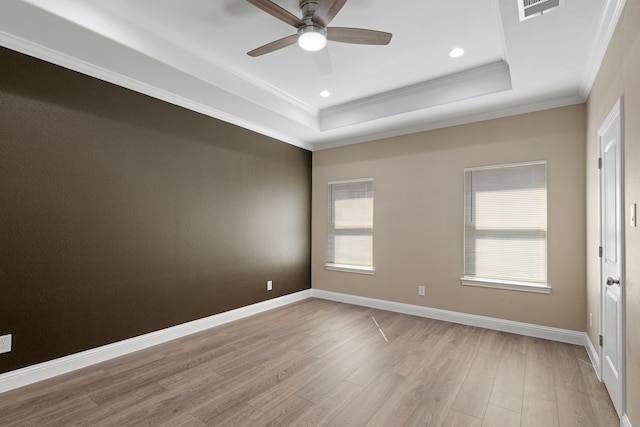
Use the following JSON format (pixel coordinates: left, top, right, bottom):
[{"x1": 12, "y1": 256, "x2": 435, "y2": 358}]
[{"x1": 0, "y1": 334, "x2": 11, "y2": 354}]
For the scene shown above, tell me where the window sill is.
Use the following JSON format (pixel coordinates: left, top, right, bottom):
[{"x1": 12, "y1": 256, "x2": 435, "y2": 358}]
[
  {"x1": 460, "y1": 276, "x2": 551, "y2": 294},
  {"x1": 325, "y1": 263, "x2": 375, "y2": 275}
]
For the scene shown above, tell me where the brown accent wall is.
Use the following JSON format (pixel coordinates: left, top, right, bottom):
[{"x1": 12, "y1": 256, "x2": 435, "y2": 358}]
[
  {"x1": 313, "y1": 105, "x2": 586, "y2": 331},
  {"x1": 586, "y1": 0, "x2": 640, "y2": 423},
  {"x1": 0, "y1": 47, "x2": 311, "y2": 374}
]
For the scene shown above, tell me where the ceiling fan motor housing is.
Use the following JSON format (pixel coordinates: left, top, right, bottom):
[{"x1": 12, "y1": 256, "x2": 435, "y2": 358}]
[
  {"x1": 297, "y1": 0, "x2": 326, "y2": 51},
  {"x1": 299, "y1": 0, "x2": 321, "y2": 22}
]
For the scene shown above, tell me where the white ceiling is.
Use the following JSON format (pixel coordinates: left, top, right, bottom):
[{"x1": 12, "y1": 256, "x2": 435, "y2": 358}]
[{"x1": 0, "y1": 0, "x2": 626, "y2": 150}]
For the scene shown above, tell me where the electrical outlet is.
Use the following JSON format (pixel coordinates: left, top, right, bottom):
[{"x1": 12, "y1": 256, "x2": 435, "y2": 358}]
[
  {"x1": 267, "y1": 280, "x2": 273, "y2": 291},
  {"x1": 0, "y1": 334, "x2": 12, "y2": 354},
  {"x1": 418, "y1": 286, "x2": 425, "y2": 296}
]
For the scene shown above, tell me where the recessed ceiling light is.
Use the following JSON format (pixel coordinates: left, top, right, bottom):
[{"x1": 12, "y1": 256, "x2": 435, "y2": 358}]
[
  {"x1": 320, "y1": 90, "x2": 331, "y2": 98},
  {"x1": 449, "y1": 47, "x2": 464, "y2": 58}
]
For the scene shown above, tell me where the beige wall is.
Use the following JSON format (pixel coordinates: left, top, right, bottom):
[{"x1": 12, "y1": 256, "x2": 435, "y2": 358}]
[
  {"x1": 313, "y1": 104, "x2": 586, "y2": 331},
  {"x1": 586, "y1": 0, "x2": 640, "y2": 424}
]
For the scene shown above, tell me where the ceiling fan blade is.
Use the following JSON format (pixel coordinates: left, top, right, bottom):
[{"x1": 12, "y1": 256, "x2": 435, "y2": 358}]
[
  {"x1": 247, "y1": 35, "x2": 298, "y2": 57},
  {"x1": 310, "y1": 48, "x2": 332, "y2": 75},
  {"x1": 312, "y1": 0, "x2": 348, "y2": 27},
  {"x1": 246, "y1": 0, "x2": 305, "y2": 28},
  {"x1": 327, "y1": 27, "x2": 392, "y2": 45}
]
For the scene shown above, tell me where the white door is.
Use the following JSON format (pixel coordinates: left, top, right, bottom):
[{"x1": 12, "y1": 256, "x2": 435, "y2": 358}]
[{"x1": 599, "y1": 97, "x2": 624, "y2": 417}]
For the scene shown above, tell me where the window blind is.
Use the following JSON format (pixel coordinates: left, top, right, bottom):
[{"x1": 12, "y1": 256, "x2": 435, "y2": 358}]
[
  {"x1": 328, "y1": 179, "x2": 373, "y2": 267},
  {"x1": 464, "y1": 162, "x2": 547, "y2": 284}
]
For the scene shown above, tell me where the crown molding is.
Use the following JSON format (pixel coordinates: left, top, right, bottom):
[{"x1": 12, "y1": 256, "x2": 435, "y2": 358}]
[
  {"x1": 580, "y1": 0, "x2": 627, "y2": 98},
  {"x1": 0, "y1": 30, "x2": 316, "y2": 151}
]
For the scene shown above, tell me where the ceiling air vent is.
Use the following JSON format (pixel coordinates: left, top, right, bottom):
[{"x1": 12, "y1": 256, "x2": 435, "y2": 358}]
[{"x1": 518, "y1": 0, "x2": 562, "y2": 21}]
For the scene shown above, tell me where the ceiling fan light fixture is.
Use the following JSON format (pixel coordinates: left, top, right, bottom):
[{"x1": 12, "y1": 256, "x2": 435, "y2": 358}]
[{"x1": 297, "y1": 25, "x2": 327, "y2": 51}]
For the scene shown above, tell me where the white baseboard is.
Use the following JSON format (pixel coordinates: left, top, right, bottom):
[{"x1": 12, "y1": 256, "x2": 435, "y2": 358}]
[
  {"x1": 622, "y1": 414, "x2": 633, "y2": 427},
  {"x1": 0, "y1": 290, "x2": 312, "y2": 394},
  {"x1": 0, "y1": 288, "x2": 613, "y2": 406},
  {"x1": 311, "y1": 289, "x2": 588, "y2": 346}
]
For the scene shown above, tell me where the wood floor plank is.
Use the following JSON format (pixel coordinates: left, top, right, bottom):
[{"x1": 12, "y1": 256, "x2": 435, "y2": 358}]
[
  {"x1": 0, "y1": 299, "x2": 619, "y2": 426},
  {"x1": 450, "y1": 326, "x2": 484, "y2": 369},
  {"x1": 365, "y1": 366, "x2": 439, "y2": 427},
  {"x1": 292, "y1": 380, "x2": 363, "y2": 426},
  {"x1": 158, "y1": 414, "x2": 206, "y2": 427},
  {"x1": 11, "y1": 397, "x2": 98, "y2": 427},
  {"x1": 72, "y1": 382, "x2": 175, "y2": 426},
  {"x1": 305, "y1": 318, "x2": 377, "y2": 358},
  {"x1": 525, "y1": 336, "x2": 555, "y2": 367},
  {"x1": 324, "y1": 370, "x2": 405, "y2": 426},
  {"x1": 478, "y1": 329, "x2": 509, "y2": 356},
  {"x1": 391, "y1": 348, "x2": 429, "y2": 377},
  {"x1": 0, "y1": 369, "x2": 111, "y2": 425},
  {"x1": 551, "y1": 342, "x2": 588, "y2": 392},
  {"x1": 419, "y1": 358, "x2": 470, "y2": 426},
  {"x1": 489, "y1": 351, "x2": 526, "y2": 413},
  {"x1": 555, "y1": 385, "x2": 600, "y2": 427},
  {"x1": 524, "y1": 338, "x2": 557, "y2": 404},
  {"x1": 246, "y1": 352, "x2": 340, "y2": 412},
  {"x1": 205, "y1": 403, "x2": 265, "y2": 427},
  {"x1": 294, "y1": 348, "x2": 368, "y2": 404},
  {"x1": 576, "y1": 359, "x2": 619, "y2": 427},
  {"x1": 587, "y1": 394, "x2": 620, "y2": 427},
  {"x1": 90, "y1": 374, "x2": 227, "y2": 426},
  {"x1": 88, "y1": 358, "x2": 183, "y2": 405},
  {"x1": 250, "y1": 394, "x2": 314, "y2": 427},
  {"x1": 157, "y1": 363, "x2": 223, "y2": 391},
  {"x1": 404, "y1": 404, "x2": 434, "y2": 427},
  {"x1": 521, "y1": 395, "x2": 560, "y2": 427},
  {"x1": 451, "y1": 351, "x2": 501, "y2": 418},
  {"x1": 443, "y1": 409, "x2": 482, "y2": 427},
  {"x1": 524, "y1": 361, "x2": 556, "y2": 402},
  {"x1": 482, "y1": 404, "x2": 521, "y2": 427},
  {"x1": 345, "y1": 352, "x2": 390, "y2": 388},
  {"x1": 190, "y1": 351, "x2": 315, "y2": 425},
  {"x1": 423, "y1": 323, "x2": 473, "y2": 371}
]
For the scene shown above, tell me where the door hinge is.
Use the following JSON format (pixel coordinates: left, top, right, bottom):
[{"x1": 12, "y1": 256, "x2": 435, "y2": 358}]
[
  {"x1": 599, "y1": 334, "x2": 603, "y2": 347},
  {"x1": 599, "y1": 246, "x2": 603, "y2": 258},
  {"x1": 598, "y1": 157, "x2": 602, "y2": 169}
]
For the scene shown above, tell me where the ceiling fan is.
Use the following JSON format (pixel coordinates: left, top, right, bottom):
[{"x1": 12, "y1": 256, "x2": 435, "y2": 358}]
[{"x1": 246, "y1": 0, "x2": 392, "y2": 57}]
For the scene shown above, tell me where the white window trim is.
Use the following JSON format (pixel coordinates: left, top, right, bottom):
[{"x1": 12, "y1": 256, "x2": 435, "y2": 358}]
[
  {"x1": 325, "y1": 263, "x2": 375, "y2": 275},
  {"x1": 326, "y1": 177, "x2": 374, "y2": 274},
  {"x1": 328, "y1": 177, "x2": 373, "y2": 185},
  {"x1": 460, "y1": 276, "x2": 551, "y2": 294},
  {"x1": 462, "y1": 160, "x2": 549, "y2": 293}
]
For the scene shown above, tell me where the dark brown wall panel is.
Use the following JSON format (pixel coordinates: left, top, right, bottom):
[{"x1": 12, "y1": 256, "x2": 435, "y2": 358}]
[{"x1": 0, "y1": 47, "x2": 311, "y2": 374}]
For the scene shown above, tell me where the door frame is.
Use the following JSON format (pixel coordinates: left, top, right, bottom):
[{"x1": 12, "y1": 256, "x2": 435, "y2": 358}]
[{"x1": 598, "y1": 96, "x2": 625, "y2": 417}]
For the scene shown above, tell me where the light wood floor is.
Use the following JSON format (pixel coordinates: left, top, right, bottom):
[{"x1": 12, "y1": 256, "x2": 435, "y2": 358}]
[{"x1": 0, "y1": 298, "x2": 619, "y2": 426}]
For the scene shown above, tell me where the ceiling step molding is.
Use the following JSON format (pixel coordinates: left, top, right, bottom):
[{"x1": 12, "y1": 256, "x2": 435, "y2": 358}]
[{"x1": 319, "y1": 61, "x2": 512, "y2": 131}]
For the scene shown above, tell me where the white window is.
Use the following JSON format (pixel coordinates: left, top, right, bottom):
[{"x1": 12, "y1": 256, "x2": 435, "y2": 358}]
[
  {"x1": 461, "y1": 161, "x2": 550, "y2": 293},
  {"x1": 326, "y1": 178, "x2": 374, "y2": 274}
]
